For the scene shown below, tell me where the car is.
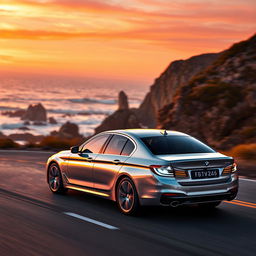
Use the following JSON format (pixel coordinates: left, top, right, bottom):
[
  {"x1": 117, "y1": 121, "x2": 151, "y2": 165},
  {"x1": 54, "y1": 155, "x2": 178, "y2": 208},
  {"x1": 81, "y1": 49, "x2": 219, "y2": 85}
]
[{"x1": 46, "y1": 129, "x2": 239, "y2": 215}]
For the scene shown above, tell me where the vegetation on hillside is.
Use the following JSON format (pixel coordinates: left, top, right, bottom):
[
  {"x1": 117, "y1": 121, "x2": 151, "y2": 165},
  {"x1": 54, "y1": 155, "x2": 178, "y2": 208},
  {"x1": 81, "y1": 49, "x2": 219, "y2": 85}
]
[{"x1": 0, "y1": 139, "x2": 19, "y2": 149}]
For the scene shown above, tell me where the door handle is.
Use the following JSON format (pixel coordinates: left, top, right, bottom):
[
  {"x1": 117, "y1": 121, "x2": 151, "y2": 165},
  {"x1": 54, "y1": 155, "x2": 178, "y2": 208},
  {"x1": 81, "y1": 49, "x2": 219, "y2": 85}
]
[
  {"x1": 85, "y1": 157, "x2": 93, "y2": 162},
  {"x1": 113, "y1": 159, "x2": 121, "y2": 165}
]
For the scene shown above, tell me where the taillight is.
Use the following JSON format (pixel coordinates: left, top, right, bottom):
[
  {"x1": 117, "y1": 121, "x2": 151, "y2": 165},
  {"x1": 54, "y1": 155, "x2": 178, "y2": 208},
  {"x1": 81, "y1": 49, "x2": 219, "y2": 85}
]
[
  {"x1": 150, "y1": 165, "x2": 174, "y2": 177},
  {"x1": 231, "y1": 163, "x2": 237, "y2": 173},
  {"x1": 222, "y1": 163, "x2": 237, "y2": 175}
]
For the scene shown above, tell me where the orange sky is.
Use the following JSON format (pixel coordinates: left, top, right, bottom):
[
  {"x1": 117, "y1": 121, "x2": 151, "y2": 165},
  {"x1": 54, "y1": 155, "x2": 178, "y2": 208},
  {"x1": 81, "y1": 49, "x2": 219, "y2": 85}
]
[{"x1": 0, "y1": 0, "x2": 255, "y2": 84}]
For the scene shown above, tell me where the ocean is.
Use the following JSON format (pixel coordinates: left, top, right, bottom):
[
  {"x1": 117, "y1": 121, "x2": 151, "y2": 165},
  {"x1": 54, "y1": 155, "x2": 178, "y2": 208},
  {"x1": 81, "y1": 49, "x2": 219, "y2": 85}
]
[{"x1": 0, "y1": 73, "x2": 148, "y2": 138}]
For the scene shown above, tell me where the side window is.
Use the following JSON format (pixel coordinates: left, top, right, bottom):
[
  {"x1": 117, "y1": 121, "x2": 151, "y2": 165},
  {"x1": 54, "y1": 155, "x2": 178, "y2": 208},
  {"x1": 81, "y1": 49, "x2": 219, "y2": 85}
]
[
  {"x1": 121, "y1": 140, "x2": 135, "y2": 156},
  {"x1": 80, "y1": 135, "x2": 110, "y2": 154},
  {"x1": 104, "y1": 135, "x2": 128, "y2": 155}
]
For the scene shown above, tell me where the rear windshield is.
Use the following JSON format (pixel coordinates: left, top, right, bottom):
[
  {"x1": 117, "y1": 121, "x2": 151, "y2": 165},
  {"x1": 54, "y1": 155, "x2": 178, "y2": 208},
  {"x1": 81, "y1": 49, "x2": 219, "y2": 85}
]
[{"x1": 140, "y1": 136, "x2": 215, "y2": 155}]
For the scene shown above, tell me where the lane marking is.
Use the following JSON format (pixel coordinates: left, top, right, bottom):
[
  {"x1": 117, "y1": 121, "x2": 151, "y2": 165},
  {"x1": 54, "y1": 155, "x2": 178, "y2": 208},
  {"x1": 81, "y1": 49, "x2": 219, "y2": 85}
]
[
  {"x1": 63, "y1": 212, "x2": 119, "y2": 230},
  {"x1": 233, "y1": 200, "x2": 256, "y2": 206},
  {"x1": 240, "y1": 178, "x2": 256, "y2": 182},
  {"x1": 224, "y1": 201, "x2": 256, "y2": 209}
]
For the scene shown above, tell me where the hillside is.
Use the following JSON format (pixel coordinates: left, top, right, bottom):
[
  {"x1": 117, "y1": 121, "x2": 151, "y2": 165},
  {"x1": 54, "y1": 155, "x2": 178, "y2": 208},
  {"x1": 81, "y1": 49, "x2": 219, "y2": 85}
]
[
  {"x1": 158, "y1": 34, "x2": 256, "y2": 149},
  {"x1": 137, "y1": 53, "x2": 219, "y2": 127}
]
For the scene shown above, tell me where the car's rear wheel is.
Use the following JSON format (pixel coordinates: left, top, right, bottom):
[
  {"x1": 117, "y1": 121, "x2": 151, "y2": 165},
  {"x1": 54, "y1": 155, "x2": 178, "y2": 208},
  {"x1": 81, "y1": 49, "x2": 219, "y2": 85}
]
[
  {"x1": 116, "y1": 177, "x2": 140, "y2": 215},
  {"x1": 48, "y1": 163, "x2": 67, "y2": 194},
  {"x1": 198, "y1": 201, "x2": 221, "y2": 209}
]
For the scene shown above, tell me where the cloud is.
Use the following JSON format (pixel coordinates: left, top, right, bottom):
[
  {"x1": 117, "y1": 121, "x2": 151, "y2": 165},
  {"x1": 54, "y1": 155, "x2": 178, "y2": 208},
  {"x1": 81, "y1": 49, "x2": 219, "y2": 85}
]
[
  {"x1": 2, "y1": 0, "x2": 255, "y2": 31},
  {"x1": 0, "y1": 54, "x2": 15, "y2": 63},
  {"x1": 0, "y1": 25, "x2": 250, "y2": 42},
  {"x1": 0, "y1": 0, "x2": 255, "y2": 79}
]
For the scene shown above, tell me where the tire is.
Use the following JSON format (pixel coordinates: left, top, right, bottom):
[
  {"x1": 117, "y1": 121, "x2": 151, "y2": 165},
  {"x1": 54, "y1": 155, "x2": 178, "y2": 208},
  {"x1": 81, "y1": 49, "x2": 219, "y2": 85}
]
[
  {"x1": 116, "y1": 177, "x2": 140, "y2": 215},
  {"x1": 198, "y1": 201, "x2": 221, "y2": 209},
  {"x1": 48, "y1": 163, "x2": 67, "y2": 194}
]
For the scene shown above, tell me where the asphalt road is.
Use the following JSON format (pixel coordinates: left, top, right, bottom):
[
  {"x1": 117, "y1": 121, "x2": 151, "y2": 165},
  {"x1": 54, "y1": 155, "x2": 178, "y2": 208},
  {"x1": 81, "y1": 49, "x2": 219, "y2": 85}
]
[{"x1": 0, "y1": 150, "x2": 256, "y2": 256}]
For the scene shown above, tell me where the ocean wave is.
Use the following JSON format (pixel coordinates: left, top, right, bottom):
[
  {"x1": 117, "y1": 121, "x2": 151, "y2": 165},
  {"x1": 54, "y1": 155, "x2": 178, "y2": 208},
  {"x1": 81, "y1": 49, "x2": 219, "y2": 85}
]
[
  {"x1": 0, "y1": 97, "x2": 66, "y2": 103},
  {"x1": 0, "y1": 106, "x2": 21, "y2": 111},
  {"x1": 77, "y1": 119, "x2": 102, "y2": 125},
  {"x1": 69, "y1": 98, "x2": 116, "y2": 105},
  {"x1": 1, "y1": 123, "x2": 23, "y2": 129},
  {"x1": 0, "y1": 105, "x2": 111, "y2": 116},
  {"x1": 47, "y1": 108, "x2": 111, "y2": 115}
]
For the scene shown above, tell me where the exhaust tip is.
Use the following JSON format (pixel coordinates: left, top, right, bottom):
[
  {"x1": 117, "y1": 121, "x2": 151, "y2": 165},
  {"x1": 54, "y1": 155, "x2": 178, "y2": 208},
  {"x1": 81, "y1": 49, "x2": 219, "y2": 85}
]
[{"x1": 170, "y1": 201, "x2": 180, "y2": 207}]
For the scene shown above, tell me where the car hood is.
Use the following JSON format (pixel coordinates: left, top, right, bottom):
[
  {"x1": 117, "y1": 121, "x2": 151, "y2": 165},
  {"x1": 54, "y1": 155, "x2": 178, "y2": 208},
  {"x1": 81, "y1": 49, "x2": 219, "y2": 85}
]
[
  {"x1": 57, "y1": 150, "x2": 70, "y2": 155},
  {"x1": 157, "y1": 152, "x2": 231, "y2": 161},
  {"x1": 48, "y1": 150, "x2": 70, "y2": 159}
]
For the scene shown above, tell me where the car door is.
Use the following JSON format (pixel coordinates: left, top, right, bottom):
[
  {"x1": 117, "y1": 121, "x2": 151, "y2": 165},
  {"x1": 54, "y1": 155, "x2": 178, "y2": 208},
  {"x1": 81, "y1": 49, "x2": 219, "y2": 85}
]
[
  {"x1": 93, "y1": 134, "x2": 135, "y2": 191},
  {"x1": 66, "y1": 134, "x2": 110, "y2": 187}
]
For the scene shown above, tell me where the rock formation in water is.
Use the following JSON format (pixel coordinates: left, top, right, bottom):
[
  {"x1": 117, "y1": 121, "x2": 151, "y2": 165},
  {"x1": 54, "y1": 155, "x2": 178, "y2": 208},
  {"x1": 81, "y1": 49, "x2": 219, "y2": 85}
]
[
  {"x1": 51, "y1": 121, "x2": 81, "y2": 139},
  {"x1": 49, "y1": 117, "x2": 58, "y2": 124},
  {"x1": 95, "y1": 91, "x2": 140, "y2": 133},
  {"x1": 2, "y1": 109, "x2": 26, "y2": 118},
  {"x1": 22, "y1": 103, "x2": 47, "y2": 122},
  {"x1": 118, "y1": 91, "x2": 129, "y2": 110}
]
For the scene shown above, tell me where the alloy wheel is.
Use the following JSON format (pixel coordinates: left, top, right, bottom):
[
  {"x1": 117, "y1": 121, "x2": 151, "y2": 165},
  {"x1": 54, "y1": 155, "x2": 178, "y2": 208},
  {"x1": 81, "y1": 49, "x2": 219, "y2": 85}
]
[
  {"x1": 118, "y1": 179, "x2": 135, "y2": 213},
  {"x1": 48, "y1": 164, "x2": 61, "y2": 192}
]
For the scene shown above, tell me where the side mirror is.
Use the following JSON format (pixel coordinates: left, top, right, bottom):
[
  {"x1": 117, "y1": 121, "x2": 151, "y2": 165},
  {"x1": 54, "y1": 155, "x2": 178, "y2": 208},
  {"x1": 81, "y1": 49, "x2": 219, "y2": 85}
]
[
  {"x1": 83, "y1": 148, "x2": 93, "y2": 153},
  {"x1": 70, "y1": 145, "x2": 79, "y2": 154}
]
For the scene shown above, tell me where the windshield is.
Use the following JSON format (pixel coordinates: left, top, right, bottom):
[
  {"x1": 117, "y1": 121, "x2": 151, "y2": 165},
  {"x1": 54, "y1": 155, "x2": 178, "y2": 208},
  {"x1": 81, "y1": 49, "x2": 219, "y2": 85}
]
[{"x1": 140, "y1": 136, "x2": 215, "y2": 155}]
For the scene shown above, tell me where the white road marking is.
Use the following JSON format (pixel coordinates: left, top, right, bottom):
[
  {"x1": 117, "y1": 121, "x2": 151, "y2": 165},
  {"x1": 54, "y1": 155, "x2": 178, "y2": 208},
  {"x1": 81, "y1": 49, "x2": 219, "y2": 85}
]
[
  {"x1": 63, "y1": 212, "x2": 119, "y2": 230},
  {"x1": 240, "y1": 178, "x2": 256, "y2": 183}
]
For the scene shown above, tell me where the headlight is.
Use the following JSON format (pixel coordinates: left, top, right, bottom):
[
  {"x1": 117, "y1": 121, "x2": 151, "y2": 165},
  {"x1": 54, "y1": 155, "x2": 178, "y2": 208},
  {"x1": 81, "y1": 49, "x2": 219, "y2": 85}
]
[{"x1": 150, "y1": 165, "x2": 174, "y2": 177}]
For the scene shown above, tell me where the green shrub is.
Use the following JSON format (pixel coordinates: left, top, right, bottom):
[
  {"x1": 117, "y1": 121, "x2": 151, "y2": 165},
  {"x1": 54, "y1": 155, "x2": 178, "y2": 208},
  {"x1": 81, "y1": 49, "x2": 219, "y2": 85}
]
[
  {"x1": 187, "y1": 82, "x2": 243, "y2": 108},
  {"x1": 0, "y1": 138, "x2": 19, "y2": 149},
  {"x1": 24, "y1": 142, "x2": 39, "y2": 148},
  {"x1": 229, "y1": 143, "x2": 256, "y2": 160}
]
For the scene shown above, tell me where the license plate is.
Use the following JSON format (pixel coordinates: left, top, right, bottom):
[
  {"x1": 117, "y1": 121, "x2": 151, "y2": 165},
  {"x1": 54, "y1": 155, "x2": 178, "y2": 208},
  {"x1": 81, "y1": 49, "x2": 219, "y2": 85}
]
[{"x1": 191, "y1": 169, "x2": 219, "y2": 179}]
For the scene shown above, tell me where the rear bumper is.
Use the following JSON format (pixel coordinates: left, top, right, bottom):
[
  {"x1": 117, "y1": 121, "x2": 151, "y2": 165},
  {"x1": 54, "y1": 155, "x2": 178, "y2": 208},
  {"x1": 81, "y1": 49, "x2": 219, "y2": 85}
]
[
  {"x1": 160, "y1": 187, "x2": 238, "y2": 205},
  {"x1": 137, "y1": 173, "x2": 239, "y2": 206}
]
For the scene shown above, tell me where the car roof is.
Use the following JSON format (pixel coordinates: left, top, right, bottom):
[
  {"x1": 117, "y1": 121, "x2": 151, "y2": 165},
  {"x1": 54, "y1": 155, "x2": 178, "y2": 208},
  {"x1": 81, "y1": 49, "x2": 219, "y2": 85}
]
[{"x1": 102, "y1": 129, "x2": 188, "y2": 138}]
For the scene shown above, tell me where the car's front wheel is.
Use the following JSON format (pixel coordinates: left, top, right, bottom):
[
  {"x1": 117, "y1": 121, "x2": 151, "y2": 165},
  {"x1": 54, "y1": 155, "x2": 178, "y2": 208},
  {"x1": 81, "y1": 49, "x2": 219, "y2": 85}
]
[
  {"x1": 48, "y1": 163, "x2": 67, "y2": 194},
  {"x1": 116, "y1": 177, "x2": 140, "y2": 215}
]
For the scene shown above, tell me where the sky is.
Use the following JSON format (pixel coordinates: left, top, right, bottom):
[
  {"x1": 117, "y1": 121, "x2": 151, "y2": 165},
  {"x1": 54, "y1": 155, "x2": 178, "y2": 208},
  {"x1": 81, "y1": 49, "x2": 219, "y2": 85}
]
[{"x1": 0, "y1": 0, "x2": 255, "y2": 84}]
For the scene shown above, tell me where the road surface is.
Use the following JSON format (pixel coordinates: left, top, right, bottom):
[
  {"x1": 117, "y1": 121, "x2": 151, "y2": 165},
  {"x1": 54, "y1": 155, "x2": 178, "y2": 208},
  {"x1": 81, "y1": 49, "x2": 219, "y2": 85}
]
[{"x1": 0, "y1": 150, "x2": 255, "y2": 256}]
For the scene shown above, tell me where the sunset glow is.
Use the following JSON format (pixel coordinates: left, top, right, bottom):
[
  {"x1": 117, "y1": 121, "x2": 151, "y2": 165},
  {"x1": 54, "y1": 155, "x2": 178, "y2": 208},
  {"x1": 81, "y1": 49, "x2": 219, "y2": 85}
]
[{"x1": 0, "y1": 0, "x2": 255, "y2": 82}]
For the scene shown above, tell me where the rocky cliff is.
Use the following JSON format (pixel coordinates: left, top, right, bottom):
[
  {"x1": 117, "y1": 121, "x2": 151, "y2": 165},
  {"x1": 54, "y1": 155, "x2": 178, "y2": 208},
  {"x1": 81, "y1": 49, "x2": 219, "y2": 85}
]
[
  {"x1": 138, "y1": 53, "x2": 219, "y2": 127},
  {"x1": 158, "y1": 34, "x2": 256, "y2": 149}
]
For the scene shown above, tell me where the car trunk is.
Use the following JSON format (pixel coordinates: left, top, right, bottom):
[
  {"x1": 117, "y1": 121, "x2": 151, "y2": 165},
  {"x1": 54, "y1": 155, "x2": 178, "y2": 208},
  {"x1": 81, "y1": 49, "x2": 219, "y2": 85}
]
[{"x1": 158, "y1": 153, "x2": 234, "y2": 186}]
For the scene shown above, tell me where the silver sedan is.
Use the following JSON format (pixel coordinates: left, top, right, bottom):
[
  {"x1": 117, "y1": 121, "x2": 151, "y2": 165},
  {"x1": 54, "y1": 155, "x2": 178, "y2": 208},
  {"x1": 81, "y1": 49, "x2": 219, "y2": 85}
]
[{"x1": 46, "y1": 129, "x2": 239, "y2": 215}]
